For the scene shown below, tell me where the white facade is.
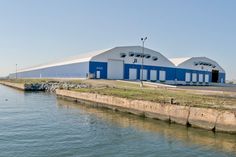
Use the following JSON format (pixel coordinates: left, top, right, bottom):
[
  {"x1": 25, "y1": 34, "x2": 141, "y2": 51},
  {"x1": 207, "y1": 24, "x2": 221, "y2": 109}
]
[
  {"x1": 170, "y1": 57, "x2": 225, "y2": 73},
  {"x1": 170, "y1": 57, "x2": 226, "y2": 84},
  {"x1": 8, "y1": 46, "x2": 226, "y2": 85}
]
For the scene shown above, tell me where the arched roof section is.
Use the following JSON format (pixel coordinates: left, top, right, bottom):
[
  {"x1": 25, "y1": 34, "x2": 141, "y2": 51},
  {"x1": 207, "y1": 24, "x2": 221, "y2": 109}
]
[
  {"x1": 91, "y1": 46, "x2": 175, "y2": 68},
  {"x1": 170, "y1": 57, "x2": 225, "y2": 73}
]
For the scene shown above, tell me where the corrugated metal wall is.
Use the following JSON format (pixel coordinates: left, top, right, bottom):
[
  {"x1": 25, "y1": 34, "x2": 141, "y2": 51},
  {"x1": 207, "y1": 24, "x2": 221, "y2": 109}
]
[{"x1": 10, "y1": 62, "x2": 89, "y2": 78}]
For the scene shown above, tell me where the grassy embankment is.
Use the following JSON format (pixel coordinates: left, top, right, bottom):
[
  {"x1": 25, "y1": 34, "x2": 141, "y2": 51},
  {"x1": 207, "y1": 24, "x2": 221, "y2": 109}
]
[
  {"x1": 73, "y1": 80, "x2": 236, "y2": 110},
  {"x1": 1, "y1": 79, "x2": 236, "y2": 110}
]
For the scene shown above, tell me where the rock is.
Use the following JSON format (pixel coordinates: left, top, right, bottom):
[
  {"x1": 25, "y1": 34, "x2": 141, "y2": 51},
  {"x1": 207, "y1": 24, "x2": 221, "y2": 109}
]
[{"x1": 23, "y1": 81, "x2": 88, "y2": 92}]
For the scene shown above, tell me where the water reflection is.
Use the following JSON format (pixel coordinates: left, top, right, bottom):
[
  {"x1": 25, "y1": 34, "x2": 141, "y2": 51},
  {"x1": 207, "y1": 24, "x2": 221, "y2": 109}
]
[{"x1": 57, "y1": 98, "x2": 236, "y2": 155}]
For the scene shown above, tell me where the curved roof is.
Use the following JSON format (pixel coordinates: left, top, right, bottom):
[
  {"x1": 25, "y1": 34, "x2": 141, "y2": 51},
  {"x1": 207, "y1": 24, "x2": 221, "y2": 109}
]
[
  {"x1": 18, "y1": 48, "x2": 112, "y2": 73},
  {"x1": 170, "y1": 57, "x2": 225, "y2": 73},
  {"x1": 18, "y1": 46, "x2": 175, "y2": 73},
  {"x1": 16, "y1": 47, "x2": 224, "y2": 74},
  {"x1": 91, "y1": 46, "x2": 175, "y2": 67}
]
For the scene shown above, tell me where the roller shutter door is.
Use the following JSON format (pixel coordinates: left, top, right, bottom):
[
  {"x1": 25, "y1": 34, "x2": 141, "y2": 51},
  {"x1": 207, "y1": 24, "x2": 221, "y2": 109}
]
[
  {"x1": 185, "y1": 73, "x2": 191, "y2": 82},
  {"x1": 205, "y1": 74, "x2": 209, "y2": 83},
  {"x1": 192, "y1": 73, "x2": 197, "y2": 82},
  {"x1": 150, "y1": 70, "x2": 157, "y2": 81},
  {"x1": 108, "y1": 60, "x2": 124, "y2": 79},
  {"x1": 199, "y1": 74, "x2": 203, "y2": 83},
  {"x1": 129, "y1": 68, "x2": 137, "y2": 80},
  {"x1": 140, "y1": 69, "x2": 148, "y2": 81},
  {"x1": 159, "y1": 70, "x2": 166, "y2": 81}
]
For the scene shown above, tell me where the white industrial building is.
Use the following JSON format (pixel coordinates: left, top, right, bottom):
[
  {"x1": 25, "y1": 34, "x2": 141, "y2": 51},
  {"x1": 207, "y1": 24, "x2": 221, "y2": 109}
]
[
  {"x1": 9, "y1": 46, "x2": 226, "y2": 85},
  {"x1": 170, "y1": 57, "x2": 226, "y2": 85}
]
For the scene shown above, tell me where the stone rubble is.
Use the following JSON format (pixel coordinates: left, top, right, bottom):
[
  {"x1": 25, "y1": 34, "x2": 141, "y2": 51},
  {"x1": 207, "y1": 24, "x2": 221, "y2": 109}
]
[{"x1": 24, "y1": 81, "x2": 89, "y2": 92}]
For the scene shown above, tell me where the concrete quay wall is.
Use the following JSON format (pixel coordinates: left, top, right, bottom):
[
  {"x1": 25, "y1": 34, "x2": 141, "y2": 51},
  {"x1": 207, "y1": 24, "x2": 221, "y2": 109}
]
[
  {"x1": 0, "y1": 81, "x2": 25, "y2": 90},
  {"x1": 56, "y1": 89, "x2": 236, "y2": 134}
]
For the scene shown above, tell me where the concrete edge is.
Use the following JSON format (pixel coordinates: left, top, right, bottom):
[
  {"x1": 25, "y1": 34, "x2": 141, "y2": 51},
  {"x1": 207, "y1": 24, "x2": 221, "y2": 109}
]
[
  {"x1": 0, "y1": 81, "x2": 25, "y2": 90},
  {"x1": 55, "y1": 89, "x2": 236, "y2": 134}
]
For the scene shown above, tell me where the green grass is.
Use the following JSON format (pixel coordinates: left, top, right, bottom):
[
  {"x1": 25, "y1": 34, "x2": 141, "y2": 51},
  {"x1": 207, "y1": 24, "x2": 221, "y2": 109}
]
[
  {"x1": 2, "y1": 79, "x2": 236, "y2": 110},
  {"x1": 73, "y1": 86, "x2": 236, "y2": 110}
]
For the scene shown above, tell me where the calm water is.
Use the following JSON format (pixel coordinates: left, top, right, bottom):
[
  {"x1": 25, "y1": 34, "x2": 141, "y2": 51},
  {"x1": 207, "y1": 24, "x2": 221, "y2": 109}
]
[{"x1": 0, "y1": 85, "x2": 236, "y2": 157}]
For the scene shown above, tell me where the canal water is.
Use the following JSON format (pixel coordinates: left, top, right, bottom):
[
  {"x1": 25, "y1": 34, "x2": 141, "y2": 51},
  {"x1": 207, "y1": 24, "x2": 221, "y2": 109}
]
[{"x1": 0, "y1": 85, "x2": 236, "y2": 157}]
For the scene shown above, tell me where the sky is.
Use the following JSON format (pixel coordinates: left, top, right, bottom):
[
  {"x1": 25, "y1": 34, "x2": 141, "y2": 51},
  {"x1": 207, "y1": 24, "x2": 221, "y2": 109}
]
[{"x1": 0, "y1": 0, "x2": 235, "y2": 80}]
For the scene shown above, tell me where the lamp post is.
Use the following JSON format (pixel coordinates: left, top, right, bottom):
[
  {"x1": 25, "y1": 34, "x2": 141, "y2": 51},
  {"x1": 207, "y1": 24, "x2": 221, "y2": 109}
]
[
  {"x1": 140, "y1": 37, "x2": 147, "y2": 87},
  {"x1": 15, "y1": 64, "x2": 18, "y2": 79}
]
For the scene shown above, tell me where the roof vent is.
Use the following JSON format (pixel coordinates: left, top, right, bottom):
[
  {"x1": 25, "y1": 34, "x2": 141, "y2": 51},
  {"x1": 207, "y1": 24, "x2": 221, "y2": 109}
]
[
  {"x1": 135, "y1": 53, "x2": 141, "y2": 57},
  {"x1": 152, "y1": 56, "x2": 158, "y2": 61},
  {"x1": 194, "y1": 61, "x2": 216, "y2": 68},
  {"x1": 120, "y1": 53, "x2": 126, "y2": 58},
  {"x1": 129, "y1": 52, "x2": 134, "y2": 57},
  {"x1": 144, "y1": 54, "x2": 151, "y2": 59}
]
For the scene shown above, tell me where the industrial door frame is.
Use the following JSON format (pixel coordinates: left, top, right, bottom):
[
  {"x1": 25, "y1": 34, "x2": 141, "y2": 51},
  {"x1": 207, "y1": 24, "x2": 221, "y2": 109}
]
[
  {"x1": 211, "y1": 70, "x2": 219, "y2": 83},
  {"x1": 159, "y1": 70, "x2": 166, "y2": 82},
  {"x1": 107, "y1": 59, "x2": 124, "y2": 80},
  {"x1": 129, "y1": 68, "x2": 137, "y2": 80},
  {"x1": 150, "y1": 70, "x2": 157, "y2": 81},
  {"x1": 140, "y1": 69, "x2": 148, "y2": 81}
]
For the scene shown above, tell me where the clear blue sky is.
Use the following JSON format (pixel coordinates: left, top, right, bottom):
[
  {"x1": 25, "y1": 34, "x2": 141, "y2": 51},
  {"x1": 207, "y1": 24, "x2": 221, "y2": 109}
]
[{"x1": 0, "y1": 0, "x2": 235, "y2": 79}]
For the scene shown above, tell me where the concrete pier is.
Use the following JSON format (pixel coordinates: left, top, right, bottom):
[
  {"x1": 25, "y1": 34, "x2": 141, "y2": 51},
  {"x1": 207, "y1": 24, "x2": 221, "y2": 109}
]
[
  {"x1": 0, "y1": 81, "x2": 25, "y2": 90},
  {"x1": 56, "y1": 89, "x2": 236, "y2": 134}
]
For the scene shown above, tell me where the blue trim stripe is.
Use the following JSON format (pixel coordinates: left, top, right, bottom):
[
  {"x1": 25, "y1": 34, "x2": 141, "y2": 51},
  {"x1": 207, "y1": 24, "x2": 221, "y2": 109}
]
[
  {"x1": 89, "y1": 61, "x2": 225, "y2": 83},
  {"x1": 89, "y1": 61, "x2": 107, "y2": 79},
  {"x1": 11, "y1": 60, "x2": 225, "y2": 83}
]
